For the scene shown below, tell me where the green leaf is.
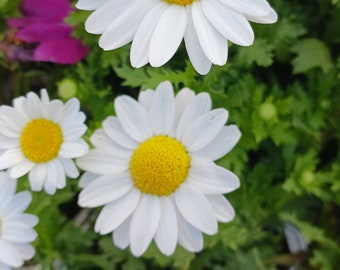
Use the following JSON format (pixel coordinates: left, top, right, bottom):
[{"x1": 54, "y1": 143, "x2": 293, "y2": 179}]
[
  {"x1": 236, "y1": 39, "x2": 274, "y2": 67},
  {"x1": 291, "y1": 38, "x2": 333, "y2": 74}
]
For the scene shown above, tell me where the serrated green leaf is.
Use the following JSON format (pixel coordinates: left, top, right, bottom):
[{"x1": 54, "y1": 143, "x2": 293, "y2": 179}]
[
  {"x1": 291, "y1": 38, "x2": 333, "y2": 74},
  {"x1": 236, "y1": 39, "x2": 274, "y2": 67}
]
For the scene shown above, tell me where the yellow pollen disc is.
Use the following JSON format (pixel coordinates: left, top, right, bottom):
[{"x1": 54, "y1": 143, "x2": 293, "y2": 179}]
[
  {"x1": 130, "y1": 135, "x2": 190, "y2": 196},
  {"x1": 165, "y1": 0, "x2": 196, "y2": 6},
  {"x1": 20, "y1": 118, "x2": 63, "y2": 163}
]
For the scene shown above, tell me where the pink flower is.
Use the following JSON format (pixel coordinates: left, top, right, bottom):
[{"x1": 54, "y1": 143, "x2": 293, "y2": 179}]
[{"x1": 2, "y1": 0, "x2": 89, "y2": 64}]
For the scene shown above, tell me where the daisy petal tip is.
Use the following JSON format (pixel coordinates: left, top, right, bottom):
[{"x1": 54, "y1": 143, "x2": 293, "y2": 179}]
[
  {"x1": 269, "y1": 10, "x2": 279, "y2": 23},
  {"x1": 77, "y1": 196, "x2": 87, "y2": 208},
  {"x1": 157, "y1": 80, "x2": 173, "y2": 90},
  {"x1": 160, "y1": 242, "x2": 177, "y2": 256},
  {"x1": 130, "y1": 246, "x2": 145, "y2": 258},
  {"x1": 234, "y1": 179, "x2": 241, "y2": 191},
  {"x1": 196, "y1": 67, "x2": 210, "y2": 76}
]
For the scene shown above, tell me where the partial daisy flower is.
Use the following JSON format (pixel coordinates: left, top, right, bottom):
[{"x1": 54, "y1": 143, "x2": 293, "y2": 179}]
[
  {"x1": 76, "y1": 0, "x2": 277, "y2": 75},
  {"x1": 0, "y1": 89, "x2": 89, "y2": 195},
  {"x1": 77, "y1": 81, "x2": 241, "y2": 256},
  {"x1": 0, "y1": 171, "x2": 38, "y2": 269}
]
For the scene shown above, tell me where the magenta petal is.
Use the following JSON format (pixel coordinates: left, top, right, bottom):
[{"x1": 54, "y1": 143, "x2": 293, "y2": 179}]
[
  {"x1": 8, "y1": 16, "x2": 61, "y2": 29},
  {"x1": 7, "y1": 17, "x2": 54, "y2": 28},
  {"x1": 16, "y1": 23, "x2": 72, "y2": 42},
  {"x1": 21, "y1": 0, "x2": 72, "y2": 20},
  {"x1": 33, "y1": 39, "x2": 89, "y2": 64}
]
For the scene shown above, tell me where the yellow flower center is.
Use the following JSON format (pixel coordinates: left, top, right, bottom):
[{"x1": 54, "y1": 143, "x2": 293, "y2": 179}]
[
  {"x1": 130, "y1": 135, "x2": 190, "y2": 196},
  {"x1": 20, "y1": 118, "x2": 63, "y2": 163},
  {"x1": 165, "y1": 0, "x2": 196, "y2": 6}
]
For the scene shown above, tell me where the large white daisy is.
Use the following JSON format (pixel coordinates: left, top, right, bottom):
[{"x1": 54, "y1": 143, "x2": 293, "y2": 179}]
[
  {"x1": 0, "y1": 171, "x2": 38, "y2": 270},
  {"x1": 77, "y1": 81, "x2": 241, "y2": 256},
  {"x1": 76, "y1": 0, "x2": 277, "y2": 75},
  {"x1": 0, "y1": 89, "x2": 89, "y2": 195}
]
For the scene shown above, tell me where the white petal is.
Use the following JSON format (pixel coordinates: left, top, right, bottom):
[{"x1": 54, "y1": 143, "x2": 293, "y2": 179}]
[
  {"x1": 187, "y1": 158, "x2": 240, "y2": 194},
  {"x1": 85, "y1": 0, "x2": 134, "y2": 34},
  {"x1": 130, "y1": 195, "x2": 161, "y2": 257},
  {"x1": 113, "y1": 216, "x2": 131, "y2": 249},
  {"x1": 12, "y1": 243, "x2": 35, "y2": 260},
  {"x1": 177, "y1": 210, "x2": 203, "y2": 252},
  {"x1": 193, "y1": 125, "x2": 241, "y2": 161},
  {"x1": 28, "y1": 164, "x2": 47, "y2": 192},
  {"x1": 148, "y1": 81, "x2": 175, "y2": 134},
  {"x1": 149, "y1": 5, "x2": 186, "y2": 67},
  {"x1": 154, "y1": 197, "x2": 178, "y2": 256},
  {"x1": 0, "y1": 106, "x2": 27, "y2": 131},
  {"x1": 182, "y1": 109, "x2": 228, "y2": 151},
  {"x1": 55, "y1": 159, "x2": 66, "y2": 189},
  {"x1": 26, "y1": 92, "x2": 42, "y2": 119},
  {"x1": 76, "y1": 149, "x2": 129, "y2": 175},
  {"x1": 44, "y1": 161, "x2": 59, "y2": 195},
  {"x1": 0, "y1": 133, "x2": 19, "y2": 149},
  {"x1": 0, "y1": 124, "x2": 20, "y2": 138},
  {"x1": 44, "y1": 100, "x2": 63, "y2": 123},
  {"x1": 0, "y1": 239, "x2": 23, "y2": 267},
  {"x1": 131, "y1": 2, "x2": 168, "y2": 68},
  {"x1": 99, "y1": 0, "x2": 156, "y2": 50},
  {"x1": 175, "y1": 183, "x2": 217, "y2": 235},
  {"x1": 9, "y1": 160, "x2": 34, "y2": 179},
  {"x1": 58, "y1": 157, "x2": 79, "y2": 178},
  {"x1": 169, "y1": 88, "x2": 196, "y2": 137},
  {"x1": 59, "y1": 140, "x2": 89, "y2": 158},
  {"x1": 0, "y1": 172, "x2": 16, "y2": 202},
  {"x1": 78, "y1": 173, "x2": 133, "y2": 207},
  {"x1": 2, "y1": 223, "x2": 37, "y2": 243},
  {"x1": 192, "y1": 1, "x2": 228, "y2": 65},
  {"x1": 175, "y1": 92, "x2": 211, "y2": 139},
  {"x1": 79, "y1": 172, "x2": 98, "y2": 188},
  {"x1": 202, "y1": 0, "x2": 254, "y2": 46},
  {"x1": 173, "y1": 88, "x2": 195, "y2": 126},
  {"x1": 0, "y1": 148, "x2": 25, "y2": 170},
  {"x1": 184, "y1": 7, "x2": 212, "y2": 75},
  {"x1": 39, "y1": 89, "x2": 50, "y2": 105},
  {"x1": 63, "y1": 98, "x2": 80, "y2": 116},
  {"x1": 102, "y1": 116, "x2": 139, "y2": 149},
  {"x1": 95, "y1": 188, "x2": 140, "y2": 234},
  {"x1": 206, "y1": 194, "x2": 235, "y2": 222},
  {"x1": 62, "y1": 124, "x2": 87, "y2": 141},
  {"x1": 5, "y1": 191, "x2": 31, "y2": 214},
  {"x1": 114, "y1": 95, "x2": 152, "y2": 142},
  {"x1": 18, "y1": 213, "x2": 39, "y2": 227},
  {"x1": 245, "y1": 8, "x2": 278, "y2": 24},
  {"x1": 76, "y1": 0, "x2": 107, "y2": 10},
  {"x1": 219, "y1": 0, "x2": 273, "y2": 17},
  {"x1": 138, "y1": 90, "x2": 154, "y2": 111},
  {"x1": 284, "y1": 223, "x2": 308, "y2": 253},
  {"x1": 61, "y1": 114, "x2": 86, "y2": 133},
  {"x1": 90, "y1": 129, "x2": 111, "y2": 148},
  {"x1": 12, "y1": 97, "x2": 29, "y2": 121}
]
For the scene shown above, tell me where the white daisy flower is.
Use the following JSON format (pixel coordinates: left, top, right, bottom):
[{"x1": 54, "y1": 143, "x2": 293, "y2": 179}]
[
  {"x1": 0, "y1": 89, "x2": 89, "y2": 195},
  {"x1": 77, "y1": 81, "x2": 241, "y2": 256},
  {"x1": 0, "y1": 171, "x2": 38, "y2": 269},
  {"x1": 76, "y1": 0, "x2": 277, "y2": 75}
]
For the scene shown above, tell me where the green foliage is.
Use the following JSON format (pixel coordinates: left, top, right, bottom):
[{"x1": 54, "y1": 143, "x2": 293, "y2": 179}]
[
  {"x1": 1, "y1": 0, "x2": 340, "y2": 269},
  {"x1": 291, "y1": 38, "x2": 334, "y2": 74},
  {"x1": 236, "y1": 39, "x2": 274, "y2": 67}
]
